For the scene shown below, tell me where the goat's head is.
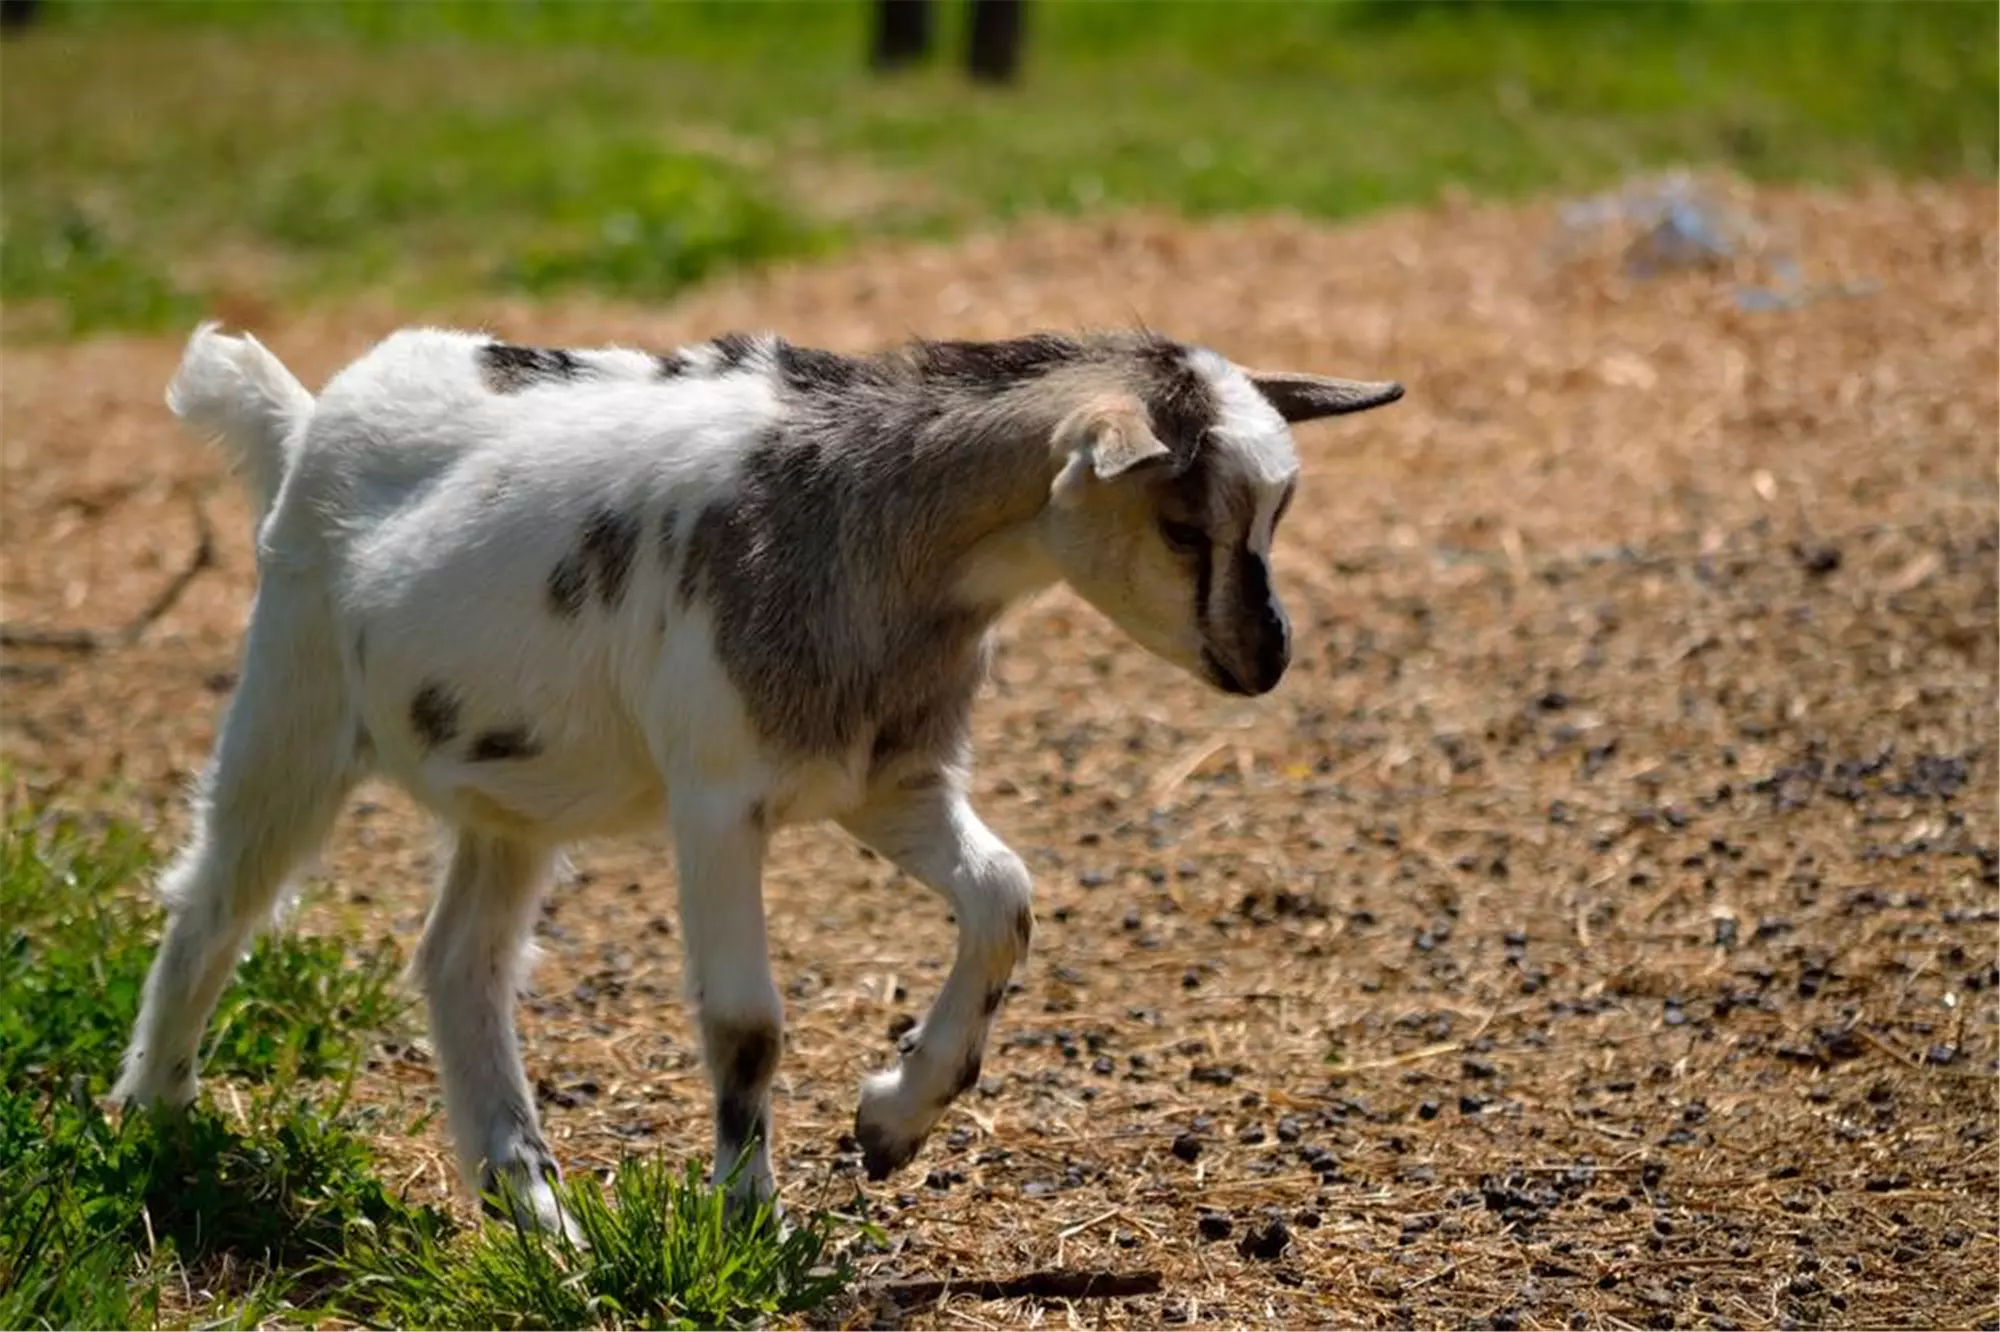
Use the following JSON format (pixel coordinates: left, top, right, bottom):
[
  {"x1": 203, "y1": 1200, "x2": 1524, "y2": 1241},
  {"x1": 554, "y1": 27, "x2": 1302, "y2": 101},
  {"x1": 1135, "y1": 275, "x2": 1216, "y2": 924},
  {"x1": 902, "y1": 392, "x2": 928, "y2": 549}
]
[{"x1": 1038, "y1": 341, "x2": 1402, "y2": 697}]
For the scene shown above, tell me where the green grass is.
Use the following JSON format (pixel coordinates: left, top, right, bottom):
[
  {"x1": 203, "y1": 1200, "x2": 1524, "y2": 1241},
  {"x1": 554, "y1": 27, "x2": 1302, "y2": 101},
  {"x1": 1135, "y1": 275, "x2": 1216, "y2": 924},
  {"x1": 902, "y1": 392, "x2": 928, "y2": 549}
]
[
  {"x1": 0, "y1": 810, "x2": 857, "y2": 1329},
  {"x1": 341, "y1": 1155, "x2": 853, "y2": 1332},
  {"x1": 0, "y1": 815, "x2": 408, "y2": 1091},
  {"x1": 1, "y1": 0, "x2": 1991, "y2": 337}
]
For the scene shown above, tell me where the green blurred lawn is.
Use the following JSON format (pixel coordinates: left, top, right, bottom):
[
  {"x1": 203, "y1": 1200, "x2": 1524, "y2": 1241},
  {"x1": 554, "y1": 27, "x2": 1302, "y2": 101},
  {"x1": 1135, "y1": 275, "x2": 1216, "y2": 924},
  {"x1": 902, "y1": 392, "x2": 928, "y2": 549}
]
[{"x1": 2, "y1": 0, "x2": 1992, "y2": 337}]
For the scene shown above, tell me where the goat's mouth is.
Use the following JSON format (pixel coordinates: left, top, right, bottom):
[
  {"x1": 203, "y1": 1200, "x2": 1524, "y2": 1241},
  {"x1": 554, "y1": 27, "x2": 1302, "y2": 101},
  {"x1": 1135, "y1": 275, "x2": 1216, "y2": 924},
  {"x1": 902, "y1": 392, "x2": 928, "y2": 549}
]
[{"x1": 1201, "y1": 646, "x2": 1255, "y2": 697}]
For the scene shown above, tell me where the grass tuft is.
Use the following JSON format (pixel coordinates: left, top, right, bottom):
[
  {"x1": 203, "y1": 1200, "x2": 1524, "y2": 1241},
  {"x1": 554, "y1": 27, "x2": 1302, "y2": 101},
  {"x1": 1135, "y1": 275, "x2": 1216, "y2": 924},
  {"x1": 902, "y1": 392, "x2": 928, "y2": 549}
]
[
  {"x1": 0, "y1": 808, "x2": 857, "y2": 1329},
  {"x1": 340, "y1": 1153, "x2": 852, "y2": 1332},
  {"x1": 0, "y1": 811, "x2": 407, "y2": 1096}
]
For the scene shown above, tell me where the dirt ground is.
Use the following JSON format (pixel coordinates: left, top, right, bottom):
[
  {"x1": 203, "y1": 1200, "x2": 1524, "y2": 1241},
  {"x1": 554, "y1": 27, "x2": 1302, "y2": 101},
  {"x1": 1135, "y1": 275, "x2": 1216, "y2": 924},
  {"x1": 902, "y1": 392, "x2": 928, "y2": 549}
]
[{"x1": 3, "y1": 176, "x2": 1996, "y2": 1331}]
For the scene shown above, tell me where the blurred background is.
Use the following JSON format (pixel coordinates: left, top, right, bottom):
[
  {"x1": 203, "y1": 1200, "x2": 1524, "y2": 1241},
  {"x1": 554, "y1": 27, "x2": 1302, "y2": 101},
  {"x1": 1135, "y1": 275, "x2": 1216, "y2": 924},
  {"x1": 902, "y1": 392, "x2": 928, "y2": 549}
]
[{"x1": 1, "y1": 0, "x2": 1993, "y2": 341}]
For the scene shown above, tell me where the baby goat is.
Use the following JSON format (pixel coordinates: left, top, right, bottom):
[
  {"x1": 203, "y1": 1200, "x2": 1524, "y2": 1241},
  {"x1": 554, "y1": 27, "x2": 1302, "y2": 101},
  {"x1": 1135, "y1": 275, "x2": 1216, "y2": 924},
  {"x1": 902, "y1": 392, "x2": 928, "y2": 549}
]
[{"x1": 114, "y1": 320, "x2": 1402, "y2": 1233}]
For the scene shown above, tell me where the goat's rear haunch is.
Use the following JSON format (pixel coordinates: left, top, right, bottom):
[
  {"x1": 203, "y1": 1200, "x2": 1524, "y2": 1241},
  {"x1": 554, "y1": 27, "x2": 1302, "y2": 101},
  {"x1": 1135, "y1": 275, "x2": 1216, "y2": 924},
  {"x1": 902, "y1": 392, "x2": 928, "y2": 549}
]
[{"x1": 114, "y1": 320, "x2": 1404, "y2": 1234}]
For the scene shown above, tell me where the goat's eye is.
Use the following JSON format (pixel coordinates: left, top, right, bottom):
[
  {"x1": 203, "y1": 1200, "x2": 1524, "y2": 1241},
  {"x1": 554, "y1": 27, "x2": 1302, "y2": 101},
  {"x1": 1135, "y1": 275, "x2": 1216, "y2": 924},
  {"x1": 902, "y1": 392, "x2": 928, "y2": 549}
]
[{"x1": 1159, "y1": 519, "x2": 1208, "y2": 555}]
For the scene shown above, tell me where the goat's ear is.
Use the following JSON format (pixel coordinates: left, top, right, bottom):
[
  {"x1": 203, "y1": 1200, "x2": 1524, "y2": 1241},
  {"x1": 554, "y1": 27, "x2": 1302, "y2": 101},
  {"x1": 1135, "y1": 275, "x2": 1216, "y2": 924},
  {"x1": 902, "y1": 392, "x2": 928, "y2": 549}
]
[
  {"x1": 1249, "y1": 371, "x2": 1404, "y2": 424},
  {"x1": 1055, "y1": 396, "x2": 1173, "y2": 481}
]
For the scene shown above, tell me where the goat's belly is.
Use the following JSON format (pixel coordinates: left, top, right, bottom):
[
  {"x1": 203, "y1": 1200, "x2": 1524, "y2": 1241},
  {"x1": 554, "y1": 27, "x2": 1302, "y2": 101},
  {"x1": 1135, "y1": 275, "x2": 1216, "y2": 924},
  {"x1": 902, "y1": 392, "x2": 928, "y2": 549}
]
[{"x1": 381, "y1": 744, "x2": 669, "y2": 843}]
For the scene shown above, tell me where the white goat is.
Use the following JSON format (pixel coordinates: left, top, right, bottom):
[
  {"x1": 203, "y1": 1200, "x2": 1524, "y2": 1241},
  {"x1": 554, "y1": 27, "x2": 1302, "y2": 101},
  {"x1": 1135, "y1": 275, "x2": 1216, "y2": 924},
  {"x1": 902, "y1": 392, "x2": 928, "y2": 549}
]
[{"x1": 114, "y1": 320, "x2": 1402, "y2": 1233}]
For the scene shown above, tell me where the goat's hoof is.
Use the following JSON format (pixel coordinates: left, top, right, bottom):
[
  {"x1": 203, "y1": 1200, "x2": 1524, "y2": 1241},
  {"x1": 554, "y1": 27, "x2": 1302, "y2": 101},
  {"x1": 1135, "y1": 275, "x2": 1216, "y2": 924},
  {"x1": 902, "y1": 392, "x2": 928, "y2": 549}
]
[
  {"x1": 110, "y1": 1057, "x2": 198, "y2": 1114},
  {"x1": 722, "y1": 1184, "x2": 785, "y2": 1229},
  {"x1": 855, "y1": 1116, "x2": 921, "y2": 1182},
  {"x1": 481, "y1": 1164, "x2": 582, "y2": 1245},
  {"x1": 855, "y1": 1066, "x2": 936, "y2": 1181}
]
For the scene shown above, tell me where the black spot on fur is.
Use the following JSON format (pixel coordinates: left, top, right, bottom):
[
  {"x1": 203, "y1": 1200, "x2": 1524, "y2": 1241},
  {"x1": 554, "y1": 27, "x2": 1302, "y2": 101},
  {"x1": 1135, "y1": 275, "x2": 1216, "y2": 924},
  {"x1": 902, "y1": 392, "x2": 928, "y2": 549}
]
[
  {"x1": 469, "y1": 725, "x2": 542, "y2": 762},
  {"x1": 547, "y1": 555, "x2": 588, "y2": 618},
  {"x1": 1235, "y1": 547, "x2": 1288, "y2": 690},
  {"x1": 656, "y1": 351, "x2": 691, "y2": 378},
  {"x1": 580, "y1": 505, "x2": 641, "y2": 608},
  {"x1": 709, "y1": 332, "x2": 761, "y2": 371},
  {"x1": 949, "y1": 1052, "x2": 983, "y2": 1100},
  {"x1": 1192, "y1": 535, "x2": 1217, "y2": 636},
  {"x1": 748, "y1": 800, "x2": 769, "y2": 834},
  {"x1": 717, "y1": 1092, "x2": 764, "y2": 1155},
  {"x1": 171, "y1": 1056, "x2": 192, "y2": 1082},
  {"x1": 983, "y1": 983, "x2": 1006, "y2": 1016},
  {"x1": 1134, "y1": 338, "x2": 1219, "y2": 470},
  {"x1": 409, "y1": 681, "x2": 461, "y2": 750},
  {"x1": 678, "y1": 501, "x2": 723, "y2": 607},
  {"x1": 1013, "y1": 903, "x2": 1034, "y2": 953},
  {"x1": 776, "y1": 341, "x2": 869, "y2": 394},
  {"x1": 657, "y1": 505, "x2": 680, "y2": 570},
  {"x1": 712, "y1": 1021, "x2": 781, "y2": 1150},
  {"x1": 479, "y1": 342, "x2": 586, "y2": 394},
  {"x1": 909, "y1": 333, "x2": 1080, "y2": 386}
]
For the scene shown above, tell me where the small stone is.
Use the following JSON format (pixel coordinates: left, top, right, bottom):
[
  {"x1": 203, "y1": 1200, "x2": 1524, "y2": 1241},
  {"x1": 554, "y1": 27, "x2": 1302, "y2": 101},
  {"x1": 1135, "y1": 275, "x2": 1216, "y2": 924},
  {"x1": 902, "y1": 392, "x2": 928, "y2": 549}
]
[
  {"x1": 1171, "y1": 1132, "x2": 1203, "y2": 1163},
  {"x1": 1417, "y1": 1100, "x2": 1441, "y2": 1121},
  {"x1": 1237, "y1": 1218, "x2": 1291, "y2": 1260},
  {"x1": 1276, "y1": 1115, "x2": 1305, "y2": 1142},
  {"x1": 1196, "y1": 1211, "x2": 1233, "y2": 1242}
]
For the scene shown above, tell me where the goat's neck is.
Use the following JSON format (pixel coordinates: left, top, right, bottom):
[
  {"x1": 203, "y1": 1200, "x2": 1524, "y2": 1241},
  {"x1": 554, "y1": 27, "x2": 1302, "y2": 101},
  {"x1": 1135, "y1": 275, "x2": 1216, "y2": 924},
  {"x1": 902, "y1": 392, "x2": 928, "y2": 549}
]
[{"x1": 831, "y1": 380, "x2": 1073, "y2": 615}]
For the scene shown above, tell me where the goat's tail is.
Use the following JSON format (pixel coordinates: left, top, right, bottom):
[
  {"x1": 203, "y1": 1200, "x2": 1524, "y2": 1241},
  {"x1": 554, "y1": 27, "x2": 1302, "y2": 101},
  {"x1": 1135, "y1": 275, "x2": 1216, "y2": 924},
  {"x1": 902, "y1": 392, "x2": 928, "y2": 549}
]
[{"x1": 166, "y1": 321, "x2": 315, "y2": 530}]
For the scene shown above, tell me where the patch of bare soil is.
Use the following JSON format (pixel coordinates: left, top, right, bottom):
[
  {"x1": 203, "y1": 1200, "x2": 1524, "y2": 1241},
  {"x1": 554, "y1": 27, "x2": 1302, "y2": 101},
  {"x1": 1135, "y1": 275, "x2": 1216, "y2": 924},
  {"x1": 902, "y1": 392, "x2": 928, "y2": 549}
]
[{"x1": 3, "y1": 176, "x2": 1995, "y2": 1330}]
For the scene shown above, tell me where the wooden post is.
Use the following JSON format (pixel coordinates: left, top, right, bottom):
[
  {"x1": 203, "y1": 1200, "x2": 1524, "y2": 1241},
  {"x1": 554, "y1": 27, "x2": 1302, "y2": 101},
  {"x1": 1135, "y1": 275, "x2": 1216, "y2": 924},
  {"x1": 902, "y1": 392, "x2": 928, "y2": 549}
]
[
  {"x1": 966, "y1": 0, "x2": 1025, "y2": 83},
  {"x1": 871, "y1": 0, "x2": 934, "y2": 71}
]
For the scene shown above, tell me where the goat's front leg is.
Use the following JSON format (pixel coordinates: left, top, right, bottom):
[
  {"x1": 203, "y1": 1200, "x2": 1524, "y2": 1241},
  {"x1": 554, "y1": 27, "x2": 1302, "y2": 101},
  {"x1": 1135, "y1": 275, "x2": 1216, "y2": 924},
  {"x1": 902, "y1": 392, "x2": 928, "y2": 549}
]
[
  {"x1": 839, "y1": 777, "x2": 1034, "y2": 1180},
  {"x1": 672, "y1": 792, "x2": 784, "y2": 1213}
]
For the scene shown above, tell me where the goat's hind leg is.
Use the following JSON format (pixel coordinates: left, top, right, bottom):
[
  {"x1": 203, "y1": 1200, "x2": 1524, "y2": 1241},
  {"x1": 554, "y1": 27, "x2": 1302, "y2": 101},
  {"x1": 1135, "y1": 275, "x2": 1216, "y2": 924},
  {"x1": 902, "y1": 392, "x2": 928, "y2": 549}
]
[
  {"x1": 114, "y1": 579, "x2": 360, "y2": 1110},
  {"x1": 414, "y1": 829, "x2": 574, "y2": 1239}
]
